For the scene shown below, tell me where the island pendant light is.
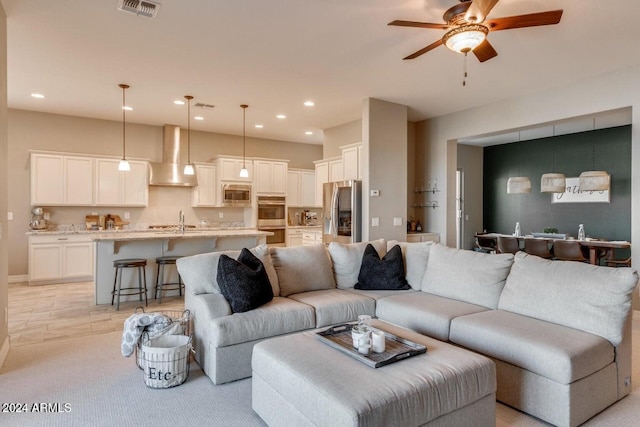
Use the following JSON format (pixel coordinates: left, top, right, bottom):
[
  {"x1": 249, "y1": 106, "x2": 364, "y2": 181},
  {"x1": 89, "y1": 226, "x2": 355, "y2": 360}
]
[
  {"x1": 507, "y1": 177, "x2": 531, "y2": 194},
  {"x1": 239, "y1": 104, "x2": 249, "y2": 178},
  {"x1": 183, "y1": 95, "x2": 195, "y2": 175},
  {"x1": 118, "y1": 84, "x2": 130, "y2": 172}
]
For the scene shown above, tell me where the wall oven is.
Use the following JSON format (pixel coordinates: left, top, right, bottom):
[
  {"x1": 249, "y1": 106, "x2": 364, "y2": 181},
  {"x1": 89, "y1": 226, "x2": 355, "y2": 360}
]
[
  {"x1": 222, "y1": 184, "x2": 252, "y2": 207},
  {"x1": 257, "y1": 196, "x2": 286, "y2": 246}
]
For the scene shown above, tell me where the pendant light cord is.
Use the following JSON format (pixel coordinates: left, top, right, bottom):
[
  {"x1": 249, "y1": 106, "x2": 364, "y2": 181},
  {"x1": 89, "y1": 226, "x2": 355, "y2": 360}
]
[
  {"x1": 241, "y1": 104, "x2": 248, "y2": 167},
  {"x1": 119, "y1": 84, "x2": 129, "y2": 160}
]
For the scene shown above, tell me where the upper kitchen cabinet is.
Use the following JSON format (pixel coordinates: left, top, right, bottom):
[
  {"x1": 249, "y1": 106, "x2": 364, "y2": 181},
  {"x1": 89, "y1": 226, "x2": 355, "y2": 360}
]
[
  {"x1": 329, "y1": 158, "x2": 343, "y2": 182},
  {"x1": 254, "y1": 159, "x2": 288, "y2": 195},
  {"x1": 287, "y1": 169, "x2": 315, "y2": 207},
  {"x1": 95, "y1": 158, "x2": 148, "y2": 206},
  {"x1": 217, "y1": 156, "x2": 253, "y2": 182},
  {"x1": 314, "y1": 159, "x2": 329, "y2": 207},
  {"x1": 192, "y1": 163, "x2": 217, "y2": 207},
  {"x1": 31, "y1": 152, "x2": 94, "y2": 206},
  {"x1": 341, "y1": 142, "x2": 362, "y2": 181}
]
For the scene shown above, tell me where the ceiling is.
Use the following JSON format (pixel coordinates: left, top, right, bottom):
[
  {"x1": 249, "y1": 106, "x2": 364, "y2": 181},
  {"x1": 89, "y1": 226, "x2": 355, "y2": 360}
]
[{"x1": 3, "y1": 0, "x2": 639, "y2": 146}]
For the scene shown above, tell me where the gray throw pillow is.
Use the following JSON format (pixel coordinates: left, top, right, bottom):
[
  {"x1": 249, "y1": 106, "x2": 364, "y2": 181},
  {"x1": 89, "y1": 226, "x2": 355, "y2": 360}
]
[
  {"x1": 355, "y1": 244, "x2": 410, "y2": 290},
  {"x1": 216, "y1": 248, "x2": 273, "y2": 313}
]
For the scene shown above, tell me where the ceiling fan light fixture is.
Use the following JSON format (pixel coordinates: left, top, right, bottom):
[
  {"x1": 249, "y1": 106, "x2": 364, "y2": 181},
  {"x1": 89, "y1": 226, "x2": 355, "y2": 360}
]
[
  {"x1": 507, "y1": 176, "x2": 531, "y2": 194},
  {"x1": 579, "y1": 171, "x2": 610, "y2": 191},
  {"x1": 443, "y1": 24, "x2": 488, "y2": 54},
  {"x1": 540, "y1": 173, "x2": 566, "y2": 193}
]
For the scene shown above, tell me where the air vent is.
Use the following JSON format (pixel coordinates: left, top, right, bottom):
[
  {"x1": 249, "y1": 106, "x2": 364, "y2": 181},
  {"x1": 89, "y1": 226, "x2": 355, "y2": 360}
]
[
  {"x1": 118, "y1": 0, "x2": 160, "y2": 18},
  {"x1": 194, "y1": 103, "x2": 215, "y2": 109}
]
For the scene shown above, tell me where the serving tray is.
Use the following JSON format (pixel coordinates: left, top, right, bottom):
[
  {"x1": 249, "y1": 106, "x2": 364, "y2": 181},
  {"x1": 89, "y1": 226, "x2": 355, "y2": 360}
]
[{"x1": 316, "y1": 323, "x2": 427, "y2": 368}]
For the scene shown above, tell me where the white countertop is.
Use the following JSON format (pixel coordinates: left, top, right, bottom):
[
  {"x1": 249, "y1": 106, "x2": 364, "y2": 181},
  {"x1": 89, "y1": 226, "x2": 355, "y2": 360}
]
[
  {"x1": 287, "y1": 225, "x2": 321, "y2": 229},
  {"x1": 28, "y1": 228, "x2": 272, "y2": 241}
]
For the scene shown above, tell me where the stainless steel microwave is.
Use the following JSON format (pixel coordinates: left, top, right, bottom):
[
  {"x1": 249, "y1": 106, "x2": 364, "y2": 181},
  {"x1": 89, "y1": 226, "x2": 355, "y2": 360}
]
[{"x1": 222, "y1": 184, "x2": 252, "y2": 207}]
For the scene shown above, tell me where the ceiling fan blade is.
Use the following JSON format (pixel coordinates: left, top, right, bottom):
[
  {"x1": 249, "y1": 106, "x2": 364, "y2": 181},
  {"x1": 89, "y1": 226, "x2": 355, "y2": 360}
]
[
  {"x1": 388, "y1": 20, "x2": 450, "y2": 30},
  {"x1": 465, "y1": 0, "x2": 500, "y2": 23},
  {"x1": 486, "y1": 10, "x2": 563, "y2": 31},
  {"x1": 403, "y1": 39, "x2": 444, "y2": 60},
  {"x1": 473, "y1": 39, "x2": 498, "y2": 62}
]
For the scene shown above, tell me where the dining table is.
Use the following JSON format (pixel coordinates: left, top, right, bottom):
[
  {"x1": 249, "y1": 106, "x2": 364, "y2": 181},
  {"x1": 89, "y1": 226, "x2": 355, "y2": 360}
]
[{"x1": 474, "y1": 232, "x2": 631, "y2": 265}]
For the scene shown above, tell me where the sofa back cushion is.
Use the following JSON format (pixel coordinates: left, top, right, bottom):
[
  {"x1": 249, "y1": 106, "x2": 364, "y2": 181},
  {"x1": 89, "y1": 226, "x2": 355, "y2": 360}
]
[
  {"x1": 387, "y1": 240, "x2": 434, "y2": 290},
  {"x1": 176, "y1": 244, "x2": 279, "y2": 296},
  {"x1": 328, "y1": 239, "x2": 386, "y2": 289},
  {"x1": 499, "y1": 252, "x2": 639, "y2": 346},
  {"x1": 270, "y1": 245, "x2": 336, "y2": 296},
  {"x1": 422, "y1": 243, "x2": 514, "y2": 309}
]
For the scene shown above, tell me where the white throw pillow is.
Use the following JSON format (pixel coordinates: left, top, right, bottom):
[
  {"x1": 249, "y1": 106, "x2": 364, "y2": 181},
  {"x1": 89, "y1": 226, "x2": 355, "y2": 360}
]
[
  {"x1": 387, "y1": 240, "x2": 434, "y2": 290},
  {"x1": 270, "y1": 245, "x2": 336, "y2": 296},
  {"x1": 328, "y1": 239, "x2": 386, "y2": 289}
]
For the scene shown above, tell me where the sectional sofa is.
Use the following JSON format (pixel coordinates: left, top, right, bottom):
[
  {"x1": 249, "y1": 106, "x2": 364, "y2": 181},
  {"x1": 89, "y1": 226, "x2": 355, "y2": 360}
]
[{"x1": 176, "y1": 240, "x2": 638, "y2": 427}]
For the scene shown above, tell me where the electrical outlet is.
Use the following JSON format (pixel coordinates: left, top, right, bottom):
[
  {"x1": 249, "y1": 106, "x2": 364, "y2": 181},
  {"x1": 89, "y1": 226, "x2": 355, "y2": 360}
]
[
  {"x1": 372, "y1": 217, "x2": 379, "y2": 227},
  {"x1": 43, "y1": 212, "x2": 50, "y2": 220},
  {"x1": 124, "y1": 212, "x2": 130, "y2": 220},
  {"x1": 7, "y1": 212, "x2": 13, "y2": 220},
  {"x1": 219, "y1": 212, "x2": 224, "y2": 219},
  {"x1": 393, "y1": 217, "x2": 402, "y2": 226},
  {"x1": 370, "y1": 189, "x2": 380, "y2": 197}
]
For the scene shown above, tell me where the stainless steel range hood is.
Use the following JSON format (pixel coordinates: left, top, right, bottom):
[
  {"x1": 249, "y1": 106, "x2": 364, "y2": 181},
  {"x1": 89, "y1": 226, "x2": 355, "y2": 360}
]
[{"x1": 149, "y1": 125, "x2": 198, "y2": 186}]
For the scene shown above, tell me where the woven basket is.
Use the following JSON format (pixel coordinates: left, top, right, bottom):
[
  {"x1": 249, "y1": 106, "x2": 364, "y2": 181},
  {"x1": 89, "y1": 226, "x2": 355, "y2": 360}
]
[{"x1": 140, "y1": 334, "x2": 191, "y2": 389}]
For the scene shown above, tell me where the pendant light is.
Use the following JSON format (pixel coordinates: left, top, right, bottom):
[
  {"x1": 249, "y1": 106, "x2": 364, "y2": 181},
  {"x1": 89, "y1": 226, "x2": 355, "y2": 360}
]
[
  {"x1": 540, "y1": 127, "x2": 566, "y2": 193},
  {"x1": 118, "y1": 84, "x2": 130, "y2": 172},
  {"x1": 579, "y1": 118, "x2": 610, "y2": 191},
  {"x1": 239, "y1": 104, "x2": 249, "y2": 178},
  {"x1": 507, "y1": 177, "x2": 531, "y2": 194},
  {"x1": 183, "y1": 95, "x2": 195, "y2": 175}
]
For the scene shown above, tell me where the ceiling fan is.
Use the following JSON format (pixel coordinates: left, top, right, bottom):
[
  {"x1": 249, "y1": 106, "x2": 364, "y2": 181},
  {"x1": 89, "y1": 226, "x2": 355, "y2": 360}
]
[{"x1": 389, "y1": 0, "x2": 563, "y2": 62}]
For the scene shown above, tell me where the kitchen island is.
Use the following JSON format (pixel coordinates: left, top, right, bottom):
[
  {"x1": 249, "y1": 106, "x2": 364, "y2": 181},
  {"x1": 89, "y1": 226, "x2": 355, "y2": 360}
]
[{"x1": 92, "y1": 229, "x2": 272, "y2": 305}]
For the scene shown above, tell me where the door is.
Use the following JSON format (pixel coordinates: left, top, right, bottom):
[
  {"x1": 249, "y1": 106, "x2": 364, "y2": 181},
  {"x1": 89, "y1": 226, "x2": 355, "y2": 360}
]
[{"x1": 456, "y1": 169, "x2": 464, "y2": 249}]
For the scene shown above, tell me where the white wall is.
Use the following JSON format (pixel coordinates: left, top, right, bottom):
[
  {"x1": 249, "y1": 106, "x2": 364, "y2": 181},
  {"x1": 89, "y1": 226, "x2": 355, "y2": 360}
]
[
  {"x1": 0, "y1": 3, "x2": 9, "y2": 366},
  {"x1": 323, "y1": 119, "x2": 362, "y2": 159}
]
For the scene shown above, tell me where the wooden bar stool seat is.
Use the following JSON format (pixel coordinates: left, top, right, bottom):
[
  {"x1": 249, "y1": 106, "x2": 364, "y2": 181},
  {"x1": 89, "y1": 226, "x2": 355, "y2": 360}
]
[
  {"x1": 111, "y1": 258, "x2": 148, "y2": 311},
  {"x1": 154, "y1": 256, "x2": 184, "y2": 304},
  {"x1": 524, "y1": 238, "x2": 553, "y2": 259}
]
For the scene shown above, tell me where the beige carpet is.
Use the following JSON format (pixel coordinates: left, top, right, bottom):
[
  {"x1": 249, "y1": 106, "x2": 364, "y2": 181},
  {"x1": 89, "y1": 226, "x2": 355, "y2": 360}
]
[{"x1": 1, "y1": 313, "x2": 639, "y2": 426}]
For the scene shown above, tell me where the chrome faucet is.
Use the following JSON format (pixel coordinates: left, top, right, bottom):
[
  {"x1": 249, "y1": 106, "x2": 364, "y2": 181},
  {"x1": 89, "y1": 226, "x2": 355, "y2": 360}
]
[{"x1": 178, "y1": 210, "x2": 185, "y2": 234}]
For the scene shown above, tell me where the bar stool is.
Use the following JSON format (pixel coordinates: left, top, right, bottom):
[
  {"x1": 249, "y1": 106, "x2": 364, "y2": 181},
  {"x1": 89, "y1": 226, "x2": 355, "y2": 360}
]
[
  {"x1": 112, "y1": 258, "x2": 148, "y2": 311},
  {"x1": 154, "y1": 256, "x2": 184, "y2": 304}
]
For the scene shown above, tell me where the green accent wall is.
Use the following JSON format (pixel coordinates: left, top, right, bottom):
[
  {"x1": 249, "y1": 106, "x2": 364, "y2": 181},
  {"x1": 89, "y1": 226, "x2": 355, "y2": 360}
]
[{"x1": 483, "y1": 125, "x2": 631, "y2": 254}]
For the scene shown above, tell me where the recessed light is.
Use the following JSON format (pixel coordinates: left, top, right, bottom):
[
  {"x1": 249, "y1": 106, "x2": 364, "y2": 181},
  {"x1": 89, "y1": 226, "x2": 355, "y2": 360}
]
[
  {"x1": 255, "y1": 124, "x2": 264, "y2": 129},
  {"x1": 194, "y1": 116, "x2": 204, "y2": 121},
  {"x1": 31, "y1": 93, "x2": 45, "y2": 99},
  {"x1": 304, "y1": 101, "x2": 315, "y2": 107},
  {"x1": 305, "y1": 131, "x2": 313, "y2": 135},
  {"x1": 122, "y1": 106, "x2": 133, "y2": 111},
  {"x1": 174, "y1": 100, "x2": 185, "y2": 105},
  {"x1": 276, "y1": 114, "x2": 286, "y2": 119}
]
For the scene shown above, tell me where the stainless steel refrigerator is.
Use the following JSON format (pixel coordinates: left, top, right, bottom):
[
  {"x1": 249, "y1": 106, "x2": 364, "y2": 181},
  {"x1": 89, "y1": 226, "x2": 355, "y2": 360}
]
[{"x1": 322, "y1": 180, "x2": 362, "y2": 244}]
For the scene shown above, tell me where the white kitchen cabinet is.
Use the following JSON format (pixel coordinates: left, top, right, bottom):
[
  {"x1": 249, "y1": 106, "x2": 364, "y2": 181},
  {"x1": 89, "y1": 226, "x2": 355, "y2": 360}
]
[
  {"x1": 254, "y1": 160, "x2": 287, "y2": 194},
  {"x1": 192, "y1": 163, "x2": 217, "y2": 207},
  {"x1": 314, "y1": 160, "x2": 330, "y2": 207},
  {"x1": 329, "y1": 158, "x2": 343, "y2": 182},
  {"x1": 287, "y1": 228, "x2": 304, "y2": 247},
  {"x1": 29, "y1": 234, "x2": 94, "y2": 284},
  {"x1": 31, "y1": 153, "x2": 94, "y2": 206},
  {"x1": 406, "y1": 233, "x2": 440, "y2": 243},
  {"x1": 287, "y1": 169, "x2": 316, "y2": 207},
  {"x1": 95, "y1": 158, "x2": 148, "y2": 206},
  {"x1": 218, "y1": 157, "x2": 253, "y2": 182},
  {"x1": 341, "y1": 143, "x2": 362, "y2": 181},
  {"x1": 302, "y1": 230, "x2": 322, "y2": 246}
]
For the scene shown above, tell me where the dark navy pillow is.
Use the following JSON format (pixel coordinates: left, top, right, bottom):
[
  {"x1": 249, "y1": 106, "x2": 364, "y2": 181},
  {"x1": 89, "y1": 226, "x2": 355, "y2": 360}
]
[
  {"x1": 355, "y1": 244, "x2": 410, "y2": 290},
  {"x1": 217, "y1": 248, "x2": 273, "y2": 312}
]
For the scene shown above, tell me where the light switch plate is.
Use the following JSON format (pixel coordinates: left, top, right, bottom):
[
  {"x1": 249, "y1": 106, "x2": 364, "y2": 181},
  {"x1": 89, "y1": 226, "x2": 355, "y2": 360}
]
[
  {"x1": 370, "y1": 189, "x2": 380, "y2": 197},
  {"x1": 393, "y1": 217, "x2": 402, "y2": 226},
  {"x1": 7, "y1": 212, "x2": 13, "y2": 220},
  {"x1": 124, "y1": 212, "x2": 130, "y2": 220},
  {"x1": 372, "y1": 218, "x2": 379, "y2": 227}
]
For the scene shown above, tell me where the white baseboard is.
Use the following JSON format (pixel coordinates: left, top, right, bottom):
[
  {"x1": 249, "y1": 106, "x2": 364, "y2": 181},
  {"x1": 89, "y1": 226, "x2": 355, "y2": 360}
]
[
  {"x1": 9, "y1": 274, "x2": 28, "y2": 284},
  {"x1": 0, "y1": 335, "x2": 9, "y2": 370}
]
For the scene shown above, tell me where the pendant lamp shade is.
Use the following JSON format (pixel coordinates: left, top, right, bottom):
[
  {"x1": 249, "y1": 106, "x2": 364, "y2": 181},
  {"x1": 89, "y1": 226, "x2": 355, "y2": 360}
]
[
  {"x1": 239, "y1": 104, "x2": 249, "y2": 178},
  {"x1": 540, "y1": 173, "x2": 566, "y2": 193},
  {"x1": 579, "y1": 171, "x2": 610, "y2": 191},
  {"x1": 507, "y1": 177, "x2": 531, "y2": 194},
  {"x1": 183, "y1": 95, "x2": 195, "y2": 175},
  {"x1": 118, "y1": 84, "x2": 130, "y2": 172}
]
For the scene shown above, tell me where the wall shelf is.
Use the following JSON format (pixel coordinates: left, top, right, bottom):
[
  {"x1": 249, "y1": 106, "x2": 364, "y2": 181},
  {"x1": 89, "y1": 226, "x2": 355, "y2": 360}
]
[{"x1": 412, "y1": 202, "x2": 439, "y2": 209}]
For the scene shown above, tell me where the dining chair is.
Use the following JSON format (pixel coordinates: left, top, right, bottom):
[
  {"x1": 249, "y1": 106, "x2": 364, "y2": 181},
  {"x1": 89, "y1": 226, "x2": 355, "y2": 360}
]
[
  {"x1": 475, "y1": 234, "x2": 497, "y2": 254},
  {"x1": 552, "y1": 240, "x2": 588, "y2": 262},
  {"x1": 497, "y1": 236, "x2": 520, "y2": 254},
  {"x1": 606, "y1": 256, "x2": 632, "y2": 268},
  {"x1": 523, "y1": 238, "x2": 553, "y2": 259}
]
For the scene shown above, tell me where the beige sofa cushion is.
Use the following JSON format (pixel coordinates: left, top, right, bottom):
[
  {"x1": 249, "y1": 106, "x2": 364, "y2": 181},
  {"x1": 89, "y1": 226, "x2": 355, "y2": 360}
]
[
  {"x1": 327, "y1": 239, "x2": 386, "y2": 289},
  {"x1": 271, "y1": 245, "x2": 336, "y2": 296},
  {"x1": 177, "y1": 244, "x2": 279, "y2": 296},
  {"x1": 421, "y1": 244, "x2": 514, "y2": 309},
  {"x1": 387, "y1": 240, "x2": 434, "y2": 290},
  {"x1": 499, "y1": 252, "x2": 639, "y2": 346}
]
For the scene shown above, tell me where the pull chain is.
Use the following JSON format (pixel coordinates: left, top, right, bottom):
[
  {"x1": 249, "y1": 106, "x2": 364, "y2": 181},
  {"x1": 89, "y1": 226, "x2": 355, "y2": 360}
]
[{"x1": 462, "y1": 51, "x2": 468, "y2": 86}]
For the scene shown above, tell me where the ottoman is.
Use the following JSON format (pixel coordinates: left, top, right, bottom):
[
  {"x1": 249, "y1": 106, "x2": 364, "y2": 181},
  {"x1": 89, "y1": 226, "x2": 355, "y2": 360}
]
[{"x1": 252, "y1": 319, "x2": 496, "y2": 427}]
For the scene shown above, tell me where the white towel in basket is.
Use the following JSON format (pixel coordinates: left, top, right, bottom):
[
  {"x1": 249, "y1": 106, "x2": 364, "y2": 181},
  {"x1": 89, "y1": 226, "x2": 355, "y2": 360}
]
[{"x1": 121, "y1": 312, "x2": 173, "y2": 357}]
